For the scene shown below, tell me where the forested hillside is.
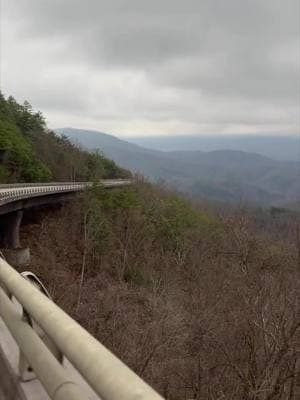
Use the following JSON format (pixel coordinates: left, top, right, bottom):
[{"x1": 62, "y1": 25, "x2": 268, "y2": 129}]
[
  {"x1": 0, "y1": 93, "x2": 129, "y2": 183},
  {"x1": 1, "y1": 93, "x2": 299, "y2": 398},
  {"x1": 21, "y1": 182, "x2": 300, "y2": 399},
  {"x1": 2, "y1": 0, "x2": 298, "y2": 398}
]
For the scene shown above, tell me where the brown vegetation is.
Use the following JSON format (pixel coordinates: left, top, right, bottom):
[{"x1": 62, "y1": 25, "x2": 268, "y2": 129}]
[{"x1": 21, "y1": 183, "x2": 300, "y2": 399}]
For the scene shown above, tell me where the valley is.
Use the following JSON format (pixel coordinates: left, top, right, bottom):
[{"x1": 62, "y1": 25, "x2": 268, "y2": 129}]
[{"x1": 58, "y1": 128, "x2": 300, "y2": 208}]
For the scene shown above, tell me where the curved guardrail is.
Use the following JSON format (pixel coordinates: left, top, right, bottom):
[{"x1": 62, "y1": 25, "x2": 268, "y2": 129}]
[
  {"x1": 0, "y1": 255, "x2": 163, "y2": 400},
  {"x1": 0, "y1": 180, "x2": 132, "y2": 206}
]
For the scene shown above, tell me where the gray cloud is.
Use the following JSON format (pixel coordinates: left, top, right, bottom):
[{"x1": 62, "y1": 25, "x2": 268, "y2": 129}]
[{"x1": 2, "y1": 0, "x2": 299, "y2": 136}]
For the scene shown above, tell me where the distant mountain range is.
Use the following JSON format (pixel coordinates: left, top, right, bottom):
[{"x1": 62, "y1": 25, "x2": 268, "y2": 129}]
[
  {"x1": 57, "y1": 128, "x2": 300, "y2": 207},
  {"x1": 125, "y1": 134, "x2": 300, "y2": 162}
]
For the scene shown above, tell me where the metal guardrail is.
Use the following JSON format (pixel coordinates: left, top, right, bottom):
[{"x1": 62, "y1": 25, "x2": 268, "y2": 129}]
[
  {"x1": 0, "y1": 179, "x2": 131, "y2": 189},
  {"x1": 0, "y1": 257, "x2": 163, "y2": 400},
  {"x1": 0, "y1": 180, "x2": 132, "y2": 205},
  {"x1": 0, "y1": 183, "x2": 89, "y2": 205}
]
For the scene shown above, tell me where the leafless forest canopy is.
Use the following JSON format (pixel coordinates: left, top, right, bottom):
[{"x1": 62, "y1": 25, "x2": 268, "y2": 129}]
[{"x1": 21, "y1": 183, "x2": 300, "y2": 399}]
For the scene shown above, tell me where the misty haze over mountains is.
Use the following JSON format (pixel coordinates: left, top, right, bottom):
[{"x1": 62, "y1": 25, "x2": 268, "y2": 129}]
[
  {"x1": 126, "y1": 135, "x2": 299, "y2": 162},
  {"x1": 57, "y1": 128, "x2": 299, "y2": 208}
]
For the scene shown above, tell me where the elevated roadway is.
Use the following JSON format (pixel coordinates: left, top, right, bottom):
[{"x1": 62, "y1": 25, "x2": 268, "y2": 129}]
[
  {"x1": 0, "y1": 180, "x2": 131, "y2": 215},
  {"x1": 0, "y1": 180, "x2": 131, "y2": 250}
]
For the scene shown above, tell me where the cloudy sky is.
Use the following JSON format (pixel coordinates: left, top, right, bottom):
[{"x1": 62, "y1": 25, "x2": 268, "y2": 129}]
[{"x1": 1, "y1": 0, "x2": 299, "y2": 136}]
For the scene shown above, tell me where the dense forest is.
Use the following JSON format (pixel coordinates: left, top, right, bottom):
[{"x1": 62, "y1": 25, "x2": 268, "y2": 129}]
[
  {"x1": 0, "y1": 92, "x2": 129, "y2": 183},
  {"x1": 1, "y1": 94, "x2": 299, "y2": 398}
]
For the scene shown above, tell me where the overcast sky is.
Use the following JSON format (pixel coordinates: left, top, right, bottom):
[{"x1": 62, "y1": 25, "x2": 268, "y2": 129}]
[{"x1": 1, "y1": 0, "x2": 299, "y2": 137}]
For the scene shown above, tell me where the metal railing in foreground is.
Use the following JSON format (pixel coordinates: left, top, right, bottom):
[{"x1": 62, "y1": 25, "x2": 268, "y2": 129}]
[{"x1": 0, "y1": 257, "x2": 163, "y2": 400}]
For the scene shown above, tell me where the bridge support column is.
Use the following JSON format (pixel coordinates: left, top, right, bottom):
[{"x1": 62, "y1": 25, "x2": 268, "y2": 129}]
[
  {"x1": 3, "y1": 210, "x2": 23, "y2": 248},
  {"x1": 0, "y1": 211, "x2": 30, "y2": 268}
]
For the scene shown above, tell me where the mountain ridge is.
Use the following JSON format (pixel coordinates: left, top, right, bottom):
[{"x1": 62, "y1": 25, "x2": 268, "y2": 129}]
[
  {"x1": 57, "y1": 127, "x2": 300, "y2": 207},
  {"x1": 125, "y1": 134, "x2": 299, "y2": 161}
]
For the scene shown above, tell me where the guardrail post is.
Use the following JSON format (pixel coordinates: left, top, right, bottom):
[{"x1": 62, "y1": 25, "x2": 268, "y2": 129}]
[{"x1": 18, "y1": 272, "x2": 63, "y2": 382}]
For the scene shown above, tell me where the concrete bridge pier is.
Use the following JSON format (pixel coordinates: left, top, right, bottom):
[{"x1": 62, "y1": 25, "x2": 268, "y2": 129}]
[
  {"x1": 3, "y1": 210, "x2": 23, "y2": 248},
  {"x1": 0, "y1": 211, "x2": 30, "y2": 268}
]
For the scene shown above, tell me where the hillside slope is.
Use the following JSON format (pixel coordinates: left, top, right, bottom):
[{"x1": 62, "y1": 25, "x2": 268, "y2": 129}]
[
  {"x1": 21, "y1": 182, "x2": 300, "y2": 399},
  {"x1": 58, "y1": 127, "x2": 299, "y2": 207},
  {"x1": 0, "y1": 94, "x2": 129, "y2": 183}
]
